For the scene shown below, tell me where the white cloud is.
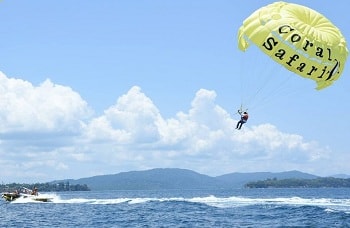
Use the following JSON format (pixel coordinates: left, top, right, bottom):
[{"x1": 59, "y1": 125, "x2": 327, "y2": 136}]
[
  {"x1": 83, "y1": 86, "x2": 162, "y2": 144},
  {"x1": 0, "y1": 72, "x2": 91, "y2": 133},
  {"x1": 0, "y1": 73, "x2": 337, "y2": 182},
  {"x1": 80, "y1": 87, "x2": 331, "y2": 177}
]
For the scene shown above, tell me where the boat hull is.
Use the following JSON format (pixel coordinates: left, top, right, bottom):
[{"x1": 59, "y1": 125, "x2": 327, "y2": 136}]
[
  {"x1": 2, "y1": 192, "x2": 20, "y2": 202},
  {"x1": 2, "y1": 192, "x2": 52, "y2": 202}
]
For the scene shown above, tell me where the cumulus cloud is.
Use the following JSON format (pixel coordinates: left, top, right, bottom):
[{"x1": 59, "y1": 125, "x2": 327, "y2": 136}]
[
  {"x1": 0, "y1": 72, "x2": 91, "y2": 133},
  {"x1": 0, "y1": 72, "x2": 334, "y2": 182},
  {"x1": 83, "y1": 86, "x2": 162, "y2": 144},
  {"x1": 81, "y1": 87, "x2": 330, "y2": 177}
]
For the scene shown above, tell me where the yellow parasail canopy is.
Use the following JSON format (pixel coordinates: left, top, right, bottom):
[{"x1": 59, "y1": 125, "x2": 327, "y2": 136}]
[{"x1": 238, "y1": 1, "x2": 348, "y2": 90}]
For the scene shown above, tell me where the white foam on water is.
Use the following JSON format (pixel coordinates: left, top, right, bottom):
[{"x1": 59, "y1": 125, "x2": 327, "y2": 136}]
[
  {"x1": 11, "y1": 193, "x2": 350, "y2": 213},
  {"x1": 11, "y1": 193, "x2": 60, "y2": 204},
  {"x1": 184, "y1": 195, "x2": 350, "y2": 213}
]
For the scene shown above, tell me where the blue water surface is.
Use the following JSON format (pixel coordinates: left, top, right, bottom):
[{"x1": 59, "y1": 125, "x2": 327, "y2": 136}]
[{"x1": 1, "y1": 188, "x2": 350, "y2": 227}]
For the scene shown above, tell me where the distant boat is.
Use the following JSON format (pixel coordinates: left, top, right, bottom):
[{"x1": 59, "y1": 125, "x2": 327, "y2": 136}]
[{"x1": 1, "y1": 187, "x2": 52, "y2": 202}]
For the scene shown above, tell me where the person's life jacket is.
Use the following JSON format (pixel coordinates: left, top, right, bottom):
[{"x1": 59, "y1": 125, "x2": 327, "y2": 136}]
[{"x1": 242, "y1": 114, "x2": 249, "y2": 121}]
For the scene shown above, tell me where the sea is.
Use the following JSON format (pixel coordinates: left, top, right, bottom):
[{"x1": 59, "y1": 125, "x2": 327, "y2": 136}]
[{"x1": 1, "y1": 188, "x2": 350, "y2": 227}]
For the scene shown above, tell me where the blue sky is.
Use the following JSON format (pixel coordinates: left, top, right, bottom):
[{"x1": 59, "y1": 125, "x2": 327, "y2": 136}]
[{"x1": 0, "y1": 0, "x2": 349, "y2": 183}]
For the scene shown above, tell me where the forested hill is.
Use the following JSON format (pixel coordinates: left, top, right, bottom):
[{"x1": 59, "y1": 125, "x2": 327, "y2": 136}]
[
  {"x1": 215, "y1": 170, "x2": 318, "y2": 188},
  {"x1": 64, "y1": 168, "x2": 322, "y2": 190},
  {"x1": 3, "y1": 169, "x2": 349, "y2": 191},
  {"x1": 245, "y1": 177, "x2": 350, "y2": 188},
  {"x1": 66, "y1": 168, "x2": 224, "y2": 191},
  {"x1": 0, "y1": 182, "x2": 90, "y2": 192}
]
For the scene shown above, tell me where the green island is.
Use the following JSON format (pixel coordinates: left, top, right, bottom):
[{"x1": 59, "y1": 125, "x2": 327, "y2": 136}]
[
  {"x1": 0, "y1": 182, "x2": 90, "y2": 192},
  {"x1": 245, "y1": 177, "x2": 350, "y2": 188}
]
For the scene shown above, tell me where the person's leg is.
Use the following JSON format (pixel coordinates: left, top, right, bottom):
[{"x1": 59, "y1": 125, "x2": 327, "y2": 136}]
[{"x1": 237, "y1": 121, "x2": 242, "y2": 129}]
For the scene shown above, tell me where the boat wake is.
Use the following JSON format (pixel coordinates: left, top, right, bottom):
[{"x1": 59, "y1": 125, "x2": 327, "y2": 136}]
[
  {"x1": 30, "y1": 195, "x2": 350, "y2": 213},
  {"x1": 11, "y1": 193, "x2": 59, "y2": 203}
]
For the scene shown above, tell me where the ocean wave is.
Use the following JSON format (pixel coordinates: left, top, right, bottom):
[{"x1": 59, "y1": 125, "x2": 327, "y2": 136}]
[{"x1": 18, "y1": 194, "x2": 349, "y2": 213}]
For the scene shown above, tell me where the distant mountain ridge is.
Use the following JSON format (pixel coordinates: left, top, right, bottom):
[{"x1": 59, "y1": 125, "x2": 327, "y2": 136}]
[
  {"x1": 330, "y1": 174, "x2": 350, "y2": 179},
  {"x1": 216, "y1": 170, "x2": 318, "y2": 188},
  {"x1": 58, "y1": 168, "x2": 322, "y2": 191},
  {"x1": 66, "y1": 168, "x2": 223, "y2": 190}
]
